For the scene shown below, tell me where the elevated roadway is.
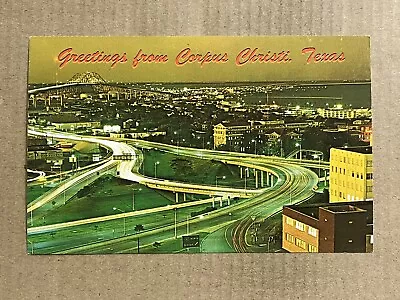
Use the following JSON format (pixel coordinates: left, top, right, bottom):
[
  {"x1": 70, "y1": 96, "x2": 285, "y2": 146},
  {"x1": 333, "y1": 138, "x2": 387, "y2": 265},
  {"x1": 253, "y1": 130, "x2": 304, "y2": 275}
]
[
  {"x1": 27, "y1": 128, "x2": 269, "y2": 213},
  {"x1": 27, "y1": 128, "x2": 320, "y2": 253}
]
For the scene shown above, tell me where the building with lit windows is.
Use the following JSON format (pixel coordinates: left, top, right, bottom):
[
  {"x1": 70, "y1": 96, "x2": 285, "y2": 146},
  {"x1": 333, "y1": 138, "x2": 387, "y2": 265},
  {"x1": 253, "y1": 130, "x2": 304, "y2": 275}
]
[
  {"x1": 282, "y1": 201, "x2": 373, "y2": 253},
  {"x1": 213, "y1": 122, "x2": 251, "y2": 149},
  {"x1": 317, "y1": 107, "x2": 371, "y2": 119},
  {"x1": 336, "y1": 120, "x2": 372, "y2": 144},
  {"x1": 329, "y1": 146, "x2": 373, "y2": 203},
  {"x1": 27, "y1": 137, "x2": 64, "y2": 161},
  {"x1": 359, "y1": 123, "x2": 372, "y2": 143},
  {"x1": 52, "y1": 121, "x2": 101, "y2": 131},
  {"x1": 213, "y1": 120, "x2": 305, "y2": 149}
]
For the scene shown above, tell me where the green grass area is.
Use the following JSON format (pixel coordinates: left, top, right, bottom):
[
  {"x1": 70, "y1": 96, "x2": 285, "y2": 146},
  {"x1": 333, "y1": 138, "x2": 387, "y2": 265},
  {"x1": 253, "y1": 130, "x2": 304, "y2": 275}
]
[
  {"x1": 27, "y1": 175, "x2": 221, "y2": 227},
  {"x1": 27, "y1": 200, "x2": 231, "y2": 254},
  {"x1": 141, "y1": 149, "x2": 258, "y2": 189},
  {"x1": 29, "y1": 176, "x2": 172, "y2": 225},
  {"x1": 27, "y1": 185, "x2": 53, "y2": 204}
]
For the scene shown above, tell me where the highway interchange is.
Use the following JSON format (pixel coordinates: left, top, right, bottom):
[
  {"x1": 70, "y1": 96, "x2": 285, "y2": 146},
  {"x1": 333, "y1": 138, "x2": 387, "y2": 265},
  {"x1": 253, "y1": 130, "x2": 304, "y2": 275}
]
[{"x1": 27, "y1": 126, "x2": 326, "y2": 254}]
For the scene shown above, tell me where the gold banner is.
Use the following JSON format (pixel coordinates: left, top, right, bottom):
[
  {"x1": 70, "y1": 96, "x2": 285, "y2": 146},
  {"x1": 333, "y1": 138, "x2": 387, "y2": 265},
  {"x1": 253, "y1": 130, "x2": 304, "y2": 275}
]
[{"x1": 29, "y1": 36, "x2": 370, "y2": 83}]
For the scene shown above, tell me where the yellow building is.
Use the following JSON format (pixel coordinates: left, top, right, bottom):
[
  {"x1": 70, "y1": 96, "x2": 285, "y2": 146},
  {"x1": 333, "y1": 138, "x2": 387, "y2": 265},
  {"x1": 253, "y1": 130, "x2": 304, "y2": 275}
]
[
  {"x1": 329, "y1": 146, "x2": 373, "y2": 203},
  {"x1": 213, "y1": 123, "x2": 251, "y2": 149},
  {"x1": 282, "y1": 211, "x2": 319, "y2": 253},
  {"x1": 213, "y1": 123, "x2": 227, "y2": 148}
]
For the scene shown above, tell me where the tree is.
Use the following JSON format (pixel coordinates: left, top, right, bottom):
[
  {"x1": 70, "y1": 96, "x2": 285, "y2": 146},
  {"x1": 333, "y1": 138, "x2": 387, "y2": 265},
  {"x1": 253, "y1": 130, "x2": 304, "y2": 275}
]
[
  {"x1": 153, "y1": 241, "x2": 161, "y2": 249},
  {"x1": 134, "y1": 224, "x2": 144, "y2": 254}
]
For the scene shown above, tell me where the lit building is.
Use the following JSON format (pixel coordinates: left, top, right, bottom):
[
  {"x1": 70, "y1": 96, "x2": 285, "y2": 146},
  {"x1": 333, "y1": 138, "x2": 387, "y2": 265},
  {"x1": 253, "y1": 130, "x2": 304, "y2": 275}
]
[
  {"x1": 52, "y1": 121, "x2": 101, "y2": 131},
  {"x1": 103, "y1": 124, "x2": 121, "y2": 133},
  {"x1": 359, "y1": 123, "x2": 372, "y2": 143},
  {"x1": 213, "y1": 120, "x2": 286, "y2": 149},
  {"x1": 336, "y1": 120, "x2": 372, "y2": 143},
  {"x1": 213, "y1": 120, "x2": 316, "y2": 150},
  {"x1": 329, "y1": 146, "x2": 373, "y2": 202},
  {"x1": 27, "y1": 137, "x2": 64, "y2": 161},
  {"x1": 213, "y1": 122, "x2": 251, "y2": 149},
  {"x1": 27, "y1": 149, "x2": 63, "y2": 161},
  {"x1": 317, "y1": 107, "x2": 371, "y2": 119},
  {"x1": 282, "y1": 201, "x2": 373, "y2": 253}
]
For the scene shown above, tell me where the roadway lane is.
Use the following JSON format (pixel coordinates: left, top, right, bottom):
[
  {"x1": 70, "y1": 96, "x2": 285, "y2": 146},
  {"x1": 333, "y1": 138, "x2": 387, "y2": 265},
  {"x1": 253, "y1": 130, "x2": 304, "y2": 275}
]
[
  {"x1": 27, "y1": 128, "x2": 319, "y2": 254},
  {"x1": 29, "y1": 128, "x2": 266, "y2": 199}
]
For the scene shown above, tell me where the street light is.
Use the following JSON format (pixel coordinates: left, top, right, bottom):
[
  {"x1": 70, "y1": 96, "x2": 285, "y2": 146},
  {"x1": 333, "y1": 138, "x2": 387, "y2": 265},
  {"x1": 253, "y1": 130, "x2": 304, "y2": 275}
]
[
  {"x1": 154, "y1": 161, "x2": 160, "y2": 178},
  {"x1": 132, "y1": 188, "x2": 142, "y2": 211},
  {"x1": 295, "y1": 142, "x2": 302, "y2": 162},
  {"x1": 267, "y1": 236, "x2": 274, "y2": 252},
  {"x1": 244, "y1": 168, "x2": 249, "y2": 190},
  {"x1": 174, "y1": 131, "x2": 179, "y2": 154},
  {"x1": 215, "y1": 175, "x2": 226, "y2": 187},
  {"x1": 174, "y1": 208, "x2": 177, "y2": 239},
  {"x1": 313, "y1": 154, "x2": 321, "y2": 178},
  {"x1": 113, "y1": 207, "x2": 126, "y2": 236},
  {"x1": 251, "y1": 139, "x2": 257, "y2": 155},
  {"x1": 186, "y1": 215, "x2": 190, "y2": 235}
]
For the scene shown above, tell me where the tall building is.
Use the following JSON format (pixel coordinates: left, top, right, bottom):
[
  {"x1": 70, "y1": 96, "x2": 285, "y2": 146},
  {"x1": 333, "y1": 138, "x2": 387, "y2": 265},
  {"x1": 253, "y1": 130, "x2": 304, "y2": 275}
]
[{"x1": 329, "y1": 146, "x2": 373, "y2": 203}]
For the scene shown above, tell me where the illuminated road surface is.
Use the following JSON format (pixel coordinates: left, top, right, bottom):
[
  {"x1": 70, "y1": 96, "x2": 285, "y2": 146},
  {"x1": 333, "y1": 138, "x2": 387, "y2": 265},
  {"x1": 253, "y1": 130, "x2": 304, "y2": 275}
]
[{"x1": 27, "y1": 128, "x2": 319, "y2": 253}]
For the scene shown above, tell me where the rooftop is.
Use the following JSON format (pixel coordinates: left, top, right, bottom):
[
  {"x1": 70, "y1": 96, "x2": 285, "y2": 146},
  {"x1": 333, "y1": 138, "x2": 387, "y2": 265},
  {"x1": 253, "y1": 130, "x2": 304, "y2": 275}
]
[
  {"x1": 337, "y1": 146, "x2": 372, "y2": 154},
  {"x1": 321, "y1": 205, "x2": 365, "y2": 213},
  {"x1": 284, "y1": 200, "x2": 373, "y2": 223}
]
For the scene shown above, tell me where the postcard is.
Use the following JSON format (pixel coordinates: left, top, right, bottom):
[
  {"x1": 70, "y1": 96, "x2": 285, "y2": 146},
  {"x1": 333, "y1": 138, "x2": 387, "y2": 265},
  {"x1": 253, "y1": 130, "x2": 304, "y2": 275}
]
[{"x1": 27, "y1": 36, "x2": 372, "y2": 254}]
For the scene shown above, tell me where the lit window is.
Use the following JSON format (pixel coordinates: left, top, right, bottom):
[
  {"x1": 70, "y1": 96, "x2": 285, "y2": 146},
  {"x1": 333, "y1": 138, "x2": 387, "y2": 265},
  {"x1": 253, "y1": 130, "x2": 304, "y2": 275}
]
[
  {"x1": 308, "y1": 244, "x2": 318, "y2": 253},
  {"x1": 286, "y1": 233, "x2": 295, "y2": 244},
  {"x1": 295, "y1": 221, "x2": 305, "y2": 231},
  {"x1": 295, "y1": 238, "x2": 307, "y2": 250},
  {"x1": 348, "y1": 220, "x2": 353, "y2": 224},
  {"x1": 348, "y1": 239, "x2": 353, "y2": 243},
  {"x1": 286, "y1": 216, "x2": 294, "y2": 226},
  {"x1": 308, "y1": 227, "x2": 317, "y2": 237}
]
